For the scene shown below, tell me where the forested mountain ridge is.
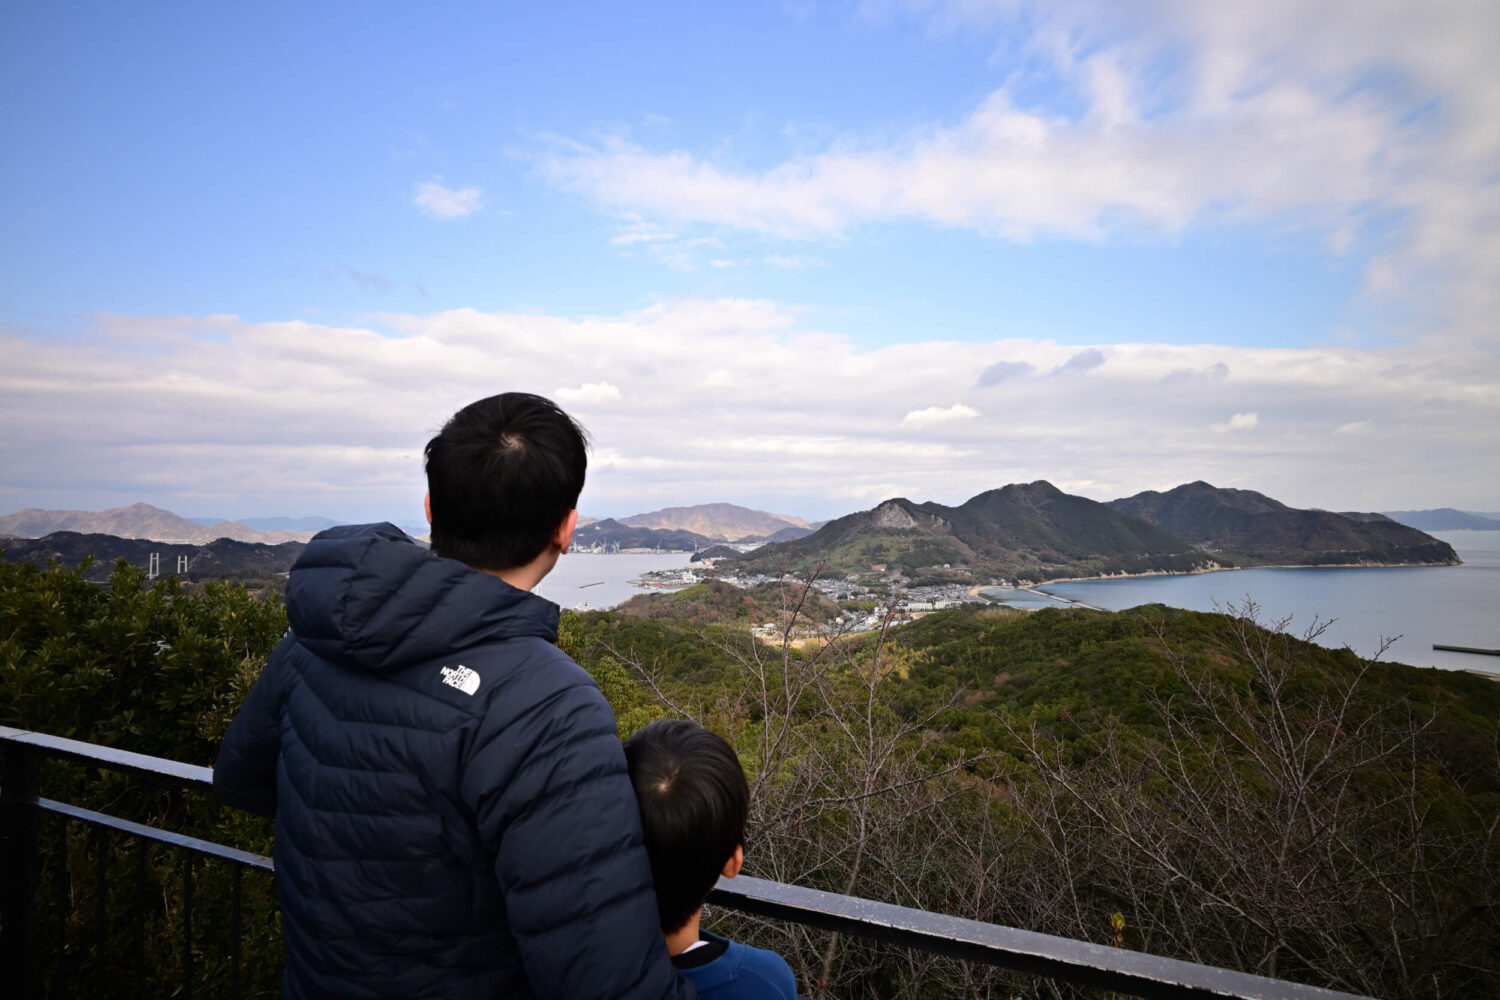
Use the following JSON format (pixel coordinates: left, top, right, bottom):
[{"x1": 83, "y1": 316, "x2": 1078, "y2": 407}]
[
  {"x1": 1109, "y1": 481, "x2": 1460, "y2": 565},
  {"x1": 720, "y1": 480, "x2": 1457, "y2": 582}
]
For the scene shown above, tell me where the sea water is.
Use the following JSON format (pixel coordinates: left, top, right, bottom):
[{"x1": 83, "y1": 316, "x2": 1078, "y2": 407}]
[
  {"x1": 532, "y1": 552, "x2": 696, "y2": 611},
  {"x1": 1033, "y1": 530, "x2": 1500, "y2": 675}
]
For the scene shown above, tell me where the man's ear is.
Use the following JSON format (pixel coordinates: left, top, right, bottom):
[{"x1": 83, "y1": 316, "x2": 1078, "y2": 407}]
[
  {"x1": 554, "y1": 509, "x2": 579, "y2": 554},
  {"x1": 424, "y1": 492, "x2": 432, "y2": 526},
  {"x1": 721, "y1": 844, "x2": 744, "y2": 879}
]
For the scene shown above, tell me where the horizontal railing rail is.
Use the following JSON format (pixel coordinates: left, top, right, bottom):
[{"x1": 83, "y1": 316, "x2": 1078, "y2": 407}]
[{"x1": 0, "y1": 726, "x2": 1373, "y2": 1000}]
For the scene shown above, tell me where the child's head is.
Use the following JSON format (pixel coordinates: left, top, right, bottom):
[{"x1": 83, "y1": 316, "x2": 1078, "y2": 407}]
[
  {"x1": 624, "y1": 719, "x2": 749, "y2": 934},
  {"x1": 423, "y1": 392, "x2": 589, "y2": 571}
]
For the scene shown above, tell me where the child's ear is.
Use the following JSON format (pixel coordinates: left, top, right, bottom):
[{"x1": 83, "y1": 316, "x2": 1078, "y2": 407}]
[
  {"x1": 721, "y1": 844, "x2": 744, "y2": 879},
  {"x1": 554, "y1": 509, "x2": 579, "y2": 554}
]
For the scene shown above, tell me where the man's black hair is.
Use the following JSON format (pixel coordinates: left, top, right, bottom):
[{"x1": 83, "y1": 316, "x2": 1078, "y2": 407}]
[
  {"x1": 424, "y1": 392, "x2": 588, "y2": 571},
  {"x1": 624, "y1": 719, "x2": 749, "y2": 934}
]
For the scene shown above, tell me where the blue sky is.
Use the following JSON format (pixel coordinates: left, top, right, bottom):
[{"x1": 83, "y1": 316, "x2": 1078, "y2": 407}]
[{"x1": 2, "y1": 1, "x2": 1497, "y2": 522}]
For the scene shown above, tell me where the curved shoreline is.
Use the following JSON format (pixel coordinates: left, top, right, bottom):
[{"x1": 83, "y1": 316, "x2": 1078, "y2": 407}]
[
  {"x1": 1031, "y1": 557, "x2": 1460, "y2": 589},
  {"x1": 968, "y1": 557, "x2": 1461, "y2": 613}
]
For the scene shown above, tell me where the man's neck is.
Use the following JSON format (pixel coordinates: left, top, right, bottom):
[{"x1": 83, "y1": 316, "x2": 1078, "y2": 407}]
[{"x1": 664, "y1": 908, "x2": 703, "y2": 957}]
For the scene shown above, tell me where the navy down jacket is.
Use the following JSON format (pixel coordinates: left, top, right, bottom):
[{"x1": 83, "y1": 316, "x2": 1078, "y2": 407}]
[{"x1": 214, "y1": 523, "x2": 693, "y2": 1000}]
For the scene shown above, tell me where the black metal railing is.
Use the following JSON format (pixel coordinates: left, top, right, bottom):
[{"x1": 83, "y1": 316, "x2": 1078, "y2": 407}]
[{"x1": 0, "y1": 727, "x2": 1372, "y2": 1000}]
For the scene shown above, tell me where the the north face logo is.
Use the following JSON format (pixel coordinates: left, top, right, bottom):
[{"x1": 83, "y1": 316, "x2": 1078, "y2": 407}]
[{"x1": 439, "y1": 665, "x2": 480, "y2": 696}]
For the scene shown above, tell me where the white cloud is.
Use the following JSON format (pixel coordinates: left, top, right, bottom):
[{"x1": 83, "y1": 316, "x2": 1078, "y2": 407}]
[
  {"x1": 902, "y1": 403, "x2": 982, "y2": 427},
  {"x1": 413, "y1": 180, "x2": 484, "y2": 220},
  {"x1": 1, "y1": 301, "x2": 1496, "y2": 519},
  {"x1": 1210, "y1": 412, "x2": 1259, "y2": 433},
  {"x1": 554, "y1": 381, "x2": 623, "y2": 404},
  {"x1": 537, "y1": 1, "x2": 1500, "y2": 346}
]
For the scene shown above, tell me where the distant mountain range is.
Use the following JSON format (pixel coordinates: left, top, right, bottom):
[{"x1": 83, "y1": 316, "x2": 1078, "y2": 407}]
[
  {"x1": 4, "y1": 492, "x2": 1475, "y2": 581},
  {"x1": 0, "y1": 503, "x2": 317, "y2": 544},
  {"x1": 570, "y1": 504, "x2": 817, "y2": 551},
  {"x1": 720, "y1": 481, "x2": 1459, "y2": 584},
  {"x1": 1381, "y1": 508, "x2": 1500, "y2": 531},
  {"x1": 617, "y1": 503, "x2": 811, "y2": 541},
  {"x1": 189, "y1": 514, "x2": 339, "y2": 532}
]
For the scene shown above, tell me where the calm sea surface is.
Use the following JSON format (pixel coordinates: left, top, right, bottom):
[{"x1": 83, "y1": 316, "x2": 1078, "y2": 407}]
[
  {"x1": 1033, "y1": 531, "x2": 1500, "y2": 675},
  {"x1": 532, "y1": 552, "x2": 695, "y2": 611},
  {"x1": 536, "y1": 538, "x2": 1500, "y2": 675}
]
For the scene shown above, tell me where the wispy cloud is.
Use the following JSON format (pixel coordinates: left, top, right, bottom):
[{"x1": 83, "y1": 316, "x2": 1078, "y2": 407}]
[
  {"x1": 413, "y1": 180, "x2": 484, "y2": 220},
  {"x1": 536, "y1": 1, "x2": 1500, "y2": 346}
]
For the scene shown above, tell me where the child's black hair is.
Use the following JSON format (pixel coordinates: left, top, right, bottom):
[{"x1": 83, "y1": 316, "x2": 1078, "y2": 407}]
[
  {"x1": 624, "y1": 719, "x2": 749, "y2": 933},
  {"x1": 423, "y1": 392, "x2": 588, "y2": 570}
]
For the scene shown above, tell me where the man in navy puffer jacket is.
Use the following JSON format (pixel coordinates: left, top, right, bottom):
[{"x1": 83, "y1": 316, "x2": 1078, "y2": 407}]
[{"x1": 214, "y1": 393, "x2": 695, "y2": 1000}]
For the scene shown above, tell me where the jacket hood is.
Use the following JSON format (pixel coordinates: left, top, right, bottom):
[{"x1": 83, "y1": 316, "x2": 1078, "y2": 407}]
[{"x1": 285, "y1": 523, "x2": 560, "y2": 673}]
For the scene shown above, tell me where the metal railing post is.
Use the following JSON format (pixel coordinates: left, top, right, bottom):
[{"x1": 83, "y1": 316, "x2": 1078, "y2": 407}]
[{"x1": 1, "y1": 740, "x2": 40, "y2": 1000}]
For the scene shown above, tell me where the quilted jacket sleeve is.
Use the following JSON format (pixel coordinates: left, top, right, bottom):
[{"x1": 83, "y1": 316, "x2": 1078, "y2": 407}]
[
  {"x1": 212, "y1": 635, "x2": 292, "y2": 818},
  {"x1": 462, "y1": 666, "x2": 695, "y2": 1000}
]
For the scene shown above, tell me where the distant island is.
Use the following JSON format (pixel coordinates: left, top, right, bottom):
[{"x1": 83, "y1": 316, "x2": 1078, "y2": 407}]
[
  {"x1": 1382, "y1": 507, "x2": 1500, "y2": 531},
  {"x1": 714, "y1": 481, "x2": 1459, "y2": 585}
]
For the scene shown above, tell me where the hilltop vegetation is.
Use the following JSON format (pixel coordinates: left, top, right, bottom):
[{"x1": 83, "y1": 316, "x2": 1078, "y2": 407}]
[
  {"x1": 2, "y1": 554, "x2": 1495, "y2": 998},
  {"x1": 616, "y1": 578, "x2": 840, "y2": 625}
]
